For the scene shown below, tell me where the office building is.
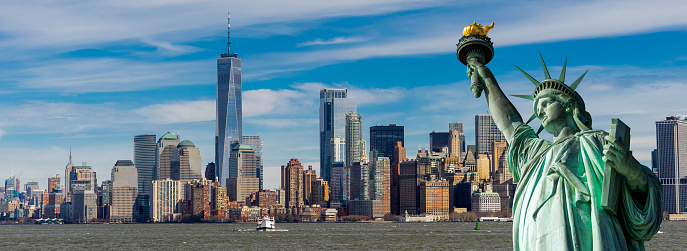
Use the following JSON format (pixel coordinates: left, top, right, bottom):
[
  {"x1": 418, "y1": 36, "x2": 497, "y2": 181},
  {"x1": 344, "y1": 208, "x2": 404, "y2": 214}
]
[
  {"x1": 242, "y1": 135, "x2": 263, "y2": 190},
  {"x1": 320, "y1": 88, "x2": 357, "y2": 182},
  {"x1": 216, "y1": 12, "x2": 243, "y2": 187},
  {"x1": 150, "y1": 179, "x2": 184, "y2": 222},
  {"x1": 399, "y1": 159, "x2": 418, "y2": 214},
  {"x1": 345, "y1": 112, "x2": 363, "y2": 168},
  {"x1": 227, "y1": 143, "x2": 259, "y2": 202},
  {"x1": 205, "y1": 162, "x2": 216, "y2": 182},
  {"x1": 72, "y1": 190, "x2": 97, "y2": 223},
  {"x1": 430, "y1": 131, "x2": 450, "y2": 153},
  {"x1": 64, "y1": 150, "x2": 75, "y2": 195},
  {"x1": 419, "y1": 179, "x2": 450, "y2": 221},
  {"x1": 449, "y1": 122, "x2": 466, "y2": 152},
  {"x1": 134, "y1": 134, "x2": 156, "y2": 219},
  {"x1": 311, "y1": 178, "x2": 329, "y2": 206},
  {"x1": 370, "y1": 124, "x2": 404, "y2": 166},
  {"x1": 69, "y1": 162, "x2": 97, "y2": 192},
  {"x1": 172, "y1": 140, "x2": 203, "y2": 180},
  {"x1": 48, "y1": 174, "x2": 60, "y2": 193},
  {"x1": 449, "y1": 130, "x2": 463, "y2": 158},
  {"x1": 391, "y1": 141, "x2": 406, "y2": 215},
  {"x1": 372, "y1": 157, "x2": 390, "y2": 215},
  {"x1": 303, "y1": 166, "x2": 317, "y2": 205},
  {"x1": 330, "y1": 162, "x2": 349, "y2": 203},
  {"x1": 110, "y1": 160, "x2": 138, "y2": 222},
  {"x1": 656, "y1": 116, "x2": 687, "y2": 214},
  {"x1": 157, "y1": 132, "x2": 180, "y2": 180},
  {"x1": 475, "y1": 115, "x2": 506, "y2": 155}
]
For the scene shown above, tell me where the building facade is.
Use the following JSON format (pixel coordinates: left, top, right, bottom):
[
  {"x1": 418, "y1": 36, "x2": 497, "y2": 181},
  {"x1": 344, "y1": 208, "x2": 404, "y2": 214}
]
[
  {"x1": 150, "y1": 179, "x2": 184, "y2": 222},
  {"x1": 134, "y1": 134, "x2": 156, "y2": 220},
  {"x1": 157, "y1": 132, "x2": 180, "y2": 180},
  {"x1": 227, "y1": 143, "x2": 259, "y2": 203},
  {"x1": 320, "y1": 88, "x2": 357, "y2": 182},
  {"x1": 242, "y1": 135, "x2": 263, "y2": 190},
  {"x1": 656, "y1": 116, "x2": 687, "y2": 214},
  {"x1": 172, "y1": 140, "x2": 203, "y2": 180},
  {"x1": 345, "y1": 112, "x2": 363, "y2": 168},
  {"x1": 110, "y1": 160, "x2": 138, "y2": 222},
  {"x1": 475, "y1": 115, "x2": 506, "y2": 155},
  {"x1": 281, "y1": 159, "x2": 304, "y2": 208}
]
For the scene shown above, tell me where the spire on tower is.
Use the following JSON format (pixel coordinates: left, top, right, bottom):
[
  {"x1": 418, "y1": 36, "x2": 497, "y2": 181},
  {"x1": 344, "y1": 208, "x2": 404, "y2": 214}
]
[
  {"x1": 221, "y1": 10, "x2": 237, "y2": 58},
  {"x1": 68, "y1": 146, "x2": 73, "y2": 166}
]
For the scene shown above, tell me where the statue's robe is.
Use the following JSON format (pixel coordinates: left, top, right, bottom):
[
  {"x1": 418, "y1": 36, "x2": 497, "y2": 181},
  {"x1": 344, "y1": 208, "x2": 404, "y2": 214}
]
[{"x1": 508, "y1": 124, "x2": 662, "y2": 251}]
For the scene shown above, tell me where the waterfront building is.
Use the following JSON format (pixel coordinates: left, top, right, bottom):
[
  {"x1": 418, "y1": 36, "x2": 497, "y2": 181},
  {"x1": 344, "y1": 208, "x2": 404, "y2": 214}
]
[
  {"x1": 190, "y1": 183, "x2": 211, "y2": 218},
  {"x1": 48, "y1": 174, "x2": 60, "y2": 193},
  {"x1": 419, "y1": 179, "x2": 450, "y2": 221},
  {"x1": 216, "y1": 12, "x2": 243, "y2": 187},
  {"x1": 345, "y1": 112, "x2": 363, "y2": 168},
  {"x1": 391, "y1": 141, "x2": 406, "y2": 215},
  {"x1": 72, "y1": 190, "x2": 97, "y2": 223},
  {"x1": 348, "y1": 199, "x2": 385, "y2": 218},
  {"x1": 449, "y1": 122, "x2": 466, "y2": 152},
  {"x1": 475, "y1": 115, "x2": 506, "y2": 155},
  {"x1": 172, "y1": 140, "x2": 203, "y2": 180},
  {"x1": 372, "y1": 157, "x2": 390, "y2": 215},
  {"x1": 320, "y1": 88, "x2": 357, "y2": 182},
  {"x1": 134, "y1": 134, "x2": 156, "y2": 220},
  {"x1": 471, "y1": 186, "x2": 501, "y2": 213},
  {"x1": 212, "y1": 183, "x2": 228, "y2": 212},
  {"x1": 242, "y1": 135, "x2": 263, "y2": 190},
  {"x1": 157, "y1": 132, "x2": 180, "y2": 180},
  {"x1": 281, "y1": 158, "x2": 304, "y2": 208},
  {"x1": 254, "y1": 190, "x2": 277, "y2": 208},
  {"x1": 656, "y1": 115, "x2": 687, "y2": 214},
  {"x1": 150, "y1": 179, "x2": 184, "y2": 222},
  {"x1": 399, "y1": 159, "x2": 418, "y2": 214},
  {"x1": 110, "y1": 160, "x2": 138, "y2": 222},
  {"x1": 370, "y1": 124, "x2": 404, "y2": 166},
  {"x1": 41, "y1": 192, "x2": 63, "y2": 218},
  {"x1": 227, "y1": 143, "x2": 259, "y2": 203},
  {"x1": 349, "y1": 162, "x2": 369, "y2": 200},
  {"x1": 303, "y1": 167, "x2": 317, "y2": 205}
]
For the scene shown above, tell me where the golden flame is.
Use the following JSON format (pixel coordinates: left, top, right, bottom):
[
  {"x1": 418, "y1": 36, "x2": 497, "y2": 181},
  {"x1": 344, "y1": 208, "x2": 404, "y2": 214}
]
[{"x1": 462, "y1": 22, "x2": 494, "y2": 37}]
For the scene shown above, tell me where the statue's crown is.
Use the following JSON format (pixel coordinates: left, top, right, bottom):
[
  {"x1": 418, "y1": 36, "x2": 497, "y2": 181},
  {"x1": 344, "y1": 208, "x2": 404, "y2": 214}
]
[
  {"x1": 511, "y1": 54, "x2": 589, "y2": 133},
  {"x1": 462, "y1": 22, "x2": 494, "y2": 37}
]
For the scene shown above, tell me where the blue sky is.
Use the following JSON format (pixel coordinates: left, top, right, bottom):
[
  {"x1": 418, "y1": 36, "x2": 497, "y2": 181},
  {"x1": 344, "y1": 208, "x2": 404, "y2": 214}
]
[{"x1": 2, "y1": 0, "x2": 687, "y2": 190}]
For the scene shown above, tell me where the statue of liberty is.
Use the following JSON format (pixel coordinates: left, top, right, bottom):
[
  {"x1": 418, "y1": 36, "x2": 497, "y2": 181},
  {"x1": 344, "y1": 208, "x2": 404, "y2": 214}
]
[{"x1": 458, "y1": 23, "x2": 662, "y2": 250}]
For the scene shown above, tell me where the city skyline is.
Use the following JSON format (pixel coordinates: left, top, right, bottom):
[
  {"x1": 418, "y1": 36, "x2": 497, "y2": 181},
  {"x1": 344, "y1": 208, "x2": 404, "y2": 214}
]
[{"x1": 1, "y1": 1, "x2": 687, "y2": 190}]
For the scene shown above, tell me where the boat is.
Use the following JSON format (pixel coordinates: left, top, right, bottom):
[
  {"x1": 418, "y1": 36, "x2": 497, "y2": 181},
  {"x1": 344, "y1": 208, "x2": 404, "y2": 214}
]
[{"x1": 256, "y1": 214, "x2": 276, "y2": 231}]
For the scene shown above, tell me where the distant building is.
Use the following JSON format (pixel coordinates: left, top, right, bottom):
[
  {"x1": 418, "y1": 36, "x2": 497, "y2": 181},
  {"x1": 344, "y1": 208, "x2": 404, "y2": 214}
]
[
  {"x1": 345, "y1": 112, "x2": 363, "y2": 168},
  {"x1": 72, "y1": 190, "x2": 97, "y2": 223},
  {"x1": 227, "y1": 143, "x2": 259, "y2": 203},
  {"x1": 134, "y1": 134, "x2": 156, "y2": 220},
  {"x1": 64, "y1": 151, "x2": 75, "y2": 195},
  {"x1": 371, "y1": 157, "x2": 390, "y2": 215},
  {"x1": 349, "y1": 199, "x2": 385, "y2": 218},
  {"x1": 110, "y1": 160, "x2": 138, "y2": 223},
  {"x1": 391, "y1": 141, "x2": 406, "y2": 215},
  {"x1": 370, "y1": 124, "x2": 404, "y2": 166},
  {"x1": 281, "y1": 158, "x2": 304, "y2": 208},
  {"x1": 48, "y1": 174, "x2": 60, "y2": 194},
  {"x1": 150, "y1": 179, "x2": 184, "y2": 222},
  {"x1": 419, "y1": 179, "x2": 450, "y2": 221},
  {"x1": 399, "y1": 160, "x2": 418, "y2": 214},
  {"x1": 449, "y1": 122, "x2": 466, "y2": 152},
  {"x1": 303, "y1": 167, "x2": 317, "y2": 205},
  {"x1": 330, "y1": 162, "x2": 349, "y2": 203},
  {"x1": 429, "y1": 131, "x2": 450, "y2": 154},
  {"x1": 471, "y1": 190, "x2": 501, "y2": 213},
  {"x1": 205, "y1": 162, "x2": 216, "y2": 182},
  {"x1": 311, "y1": 178, "x2": 329, "y2": 206},
  {"x1": 656, "y1": 116, "x2": 687, "y2": 214},
  {"x1": 242, "y1": 135, "x2": 263, "y2": 190},
  {"x1": 320, "y1": 88, "x2": 357, "y2": 182},
  {"x1": 69, "y1": 162, "x2": 97, "y2": 193},
  {"x1": 157, "y1": 132, "x2": 180, "y2": 180},
  {"x1": 449, "y1": 130, "x2": 463, "y2": 158},
  {"x1": 172, "y1": 140, "x2": 203, "y2": 180},
  {"x1": 475, "y1": 115, "x2": 506, "y2": 155}
]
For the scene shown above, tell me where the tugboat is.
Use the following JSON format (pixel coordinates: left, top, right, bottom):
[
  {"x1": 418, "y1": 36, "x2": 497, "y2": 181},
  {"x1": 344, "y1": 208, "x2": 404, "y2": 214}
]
[{"x1": 256, "y1": 214, "x2": 275, "y2": 231}]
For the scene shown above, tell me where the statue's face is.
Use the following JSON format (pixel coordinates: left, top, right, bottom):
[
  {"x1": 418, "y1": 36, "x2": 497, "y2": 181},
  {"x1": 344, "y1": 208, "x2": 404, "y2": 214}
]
[{"x1": 536, "y1": 96, "x2": 568, "y2": 133}]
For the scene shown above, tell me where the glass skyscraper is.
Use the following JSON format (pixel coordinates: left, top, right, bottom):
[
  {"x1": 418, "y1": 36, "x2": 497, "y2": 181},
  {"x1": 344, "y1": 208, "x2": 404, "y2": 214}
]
[
  {"x1": 370, "y1": 124, "x2": 404, "y2": 166},
  {"x1": 216, "y1": 12, "x2": 242, "y2": 187},
  {"x1": 475, "y1": 115, "x2": 506, "y2": 155},
  {"x1": 320, "y1": 88, "x2": 356, "y2": 182},
  {"x1": 656, "y1": 115, "x2": 687, "y2": 214},
  {"x1": 134, "y1": 134, "x2": 156, "y2": 219},
  {"x1": 242, "y1": 135, "x2": 263, "y2": 190}
]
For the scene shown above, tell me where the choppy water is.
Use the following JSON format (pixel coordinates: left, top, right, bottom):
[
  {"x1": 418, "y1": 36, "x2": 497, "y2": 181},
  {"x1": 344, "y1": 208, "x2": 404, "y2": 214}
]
[{"x1": 0, "y1": 221, "x2": 683, "y2": 250}]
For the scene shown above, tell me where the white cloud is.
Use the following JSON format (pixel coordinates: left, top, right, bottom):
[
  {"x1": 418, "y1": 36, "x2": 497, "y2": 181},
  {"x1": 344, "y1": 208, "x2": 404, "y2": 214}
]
[
  {"x1": 297, "y1": 36, "x2": 367, "y2": 47},
  {"x1": 135, "y1": 100, "x2": 215, "y2": 124}
]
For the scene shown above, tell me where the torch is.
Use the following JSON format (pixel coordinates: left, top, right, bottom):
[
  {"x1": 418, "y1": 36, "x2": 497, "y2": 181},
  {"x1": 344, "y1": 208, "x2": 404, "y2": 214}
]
[{"x1": 457, "y1": 22, "x2": 494, "y2": 98}]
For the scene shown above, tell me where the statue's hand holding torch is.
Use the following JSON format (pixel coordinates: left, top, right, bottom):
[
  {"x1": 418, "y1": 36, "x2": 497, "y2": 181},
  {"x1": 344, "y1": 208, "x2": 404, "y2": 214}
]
[{"x1": 457, "y1": 22, "x2": 494, "y2": 98}]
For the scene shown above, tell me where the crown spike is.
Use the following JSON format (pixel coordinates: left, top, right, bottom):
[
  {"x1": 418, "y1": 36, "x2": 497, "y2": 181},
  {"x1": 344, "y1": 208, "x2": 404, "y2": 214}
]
[
  {"x1": 510, "y1": 94, "x2": 534, "y2": 100},
  {"x1": 536, "y1": 125, "x2": 545, "y2": 135},
  {"x1": 515, "y1": 65, "x2": 540, "y2": 86},
  {"x1": 559, "y1": 57, "x2": 567, "y2": 82},
  {"x1": 540, "y1": 52, "x2": 551, "y2": 80},
  {"x1": 570, "y1": 70, "x2": 588, "y2": 90}
]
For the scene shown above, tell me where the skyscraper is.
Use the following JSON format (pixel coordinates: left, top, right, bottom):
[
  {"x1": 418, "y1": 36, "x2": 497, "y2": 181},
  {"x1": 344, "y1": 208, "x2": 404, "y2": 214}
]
[
  {"x1": 134, "y1": 134, "x2": 156, "y2": 220},
  {"x1": 449, "y1": 122, "x2": 466, "y2": 152},
  {"x1": 110, "y1": 160, "x2": 138, "y2": 223},
  {"x1": 429, "y1": 131, "x2": 450, "y2": 153},
  {"x1": 64, "y1": 150, "x2": 75, "y2": 195},
  {"x1": 242, "y1": 135, "x2": 263, "y2": 190},
  {"x1": 227, "y1": 143, "x2": 258, "y2": 202},
  {"x1": 281, "y1": 158, "x2": 304, "y2": 208},
  {"x1": 345, "y1": 112, "x2": 363, "y2": 168},
  {"x1": 157, "y1": 132, "x2": 180, "y2": 180},
  {"x1": 370, "y1": 124, "x2": 405, "y2": 165},
  {"x1": 320, "y1": 88, "x2": 357, "y2": 182},
  {"x1": 656, "y1": 116, "x2": 687, "y2": 214},
  {"x1": 391, "y1": 141, "x2": 406, "y2": 215},
  {"x1": 475, "y1": 115, "x2": 506, "y2": 155},
  {"x1": 216, "y1": 11, "x2": 243, "y2": 187},
  {"x1": 171, "y1": 140, "x2": 203, "y2": 180}
]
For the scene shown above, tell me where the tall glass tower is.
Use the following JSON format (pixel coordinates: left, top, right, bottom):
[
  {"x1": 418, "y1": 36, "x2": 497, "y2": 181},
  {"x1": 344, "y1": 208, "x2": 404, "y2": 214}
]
[
  {"x1": 242, "y1": 135, "x2": 263, "y2": 190},
  {"x1": 656, "y1": 115, "x2": 687, "y2": 214},
  {"x1": 216, "y1": 11, "x2": 242, "y2": 187},
  {"x1": 134, "y1": 134, "x2": 156, "y2": 220},
  {"x1": 320, "y1": 88, "x2": 356, "y2": 182},
  {"x1": 475, "y1": 115, "x2": 506, "y2": 155},
  {"x1": 370, "y1": 124, "x2": 404, "y2": 165}
]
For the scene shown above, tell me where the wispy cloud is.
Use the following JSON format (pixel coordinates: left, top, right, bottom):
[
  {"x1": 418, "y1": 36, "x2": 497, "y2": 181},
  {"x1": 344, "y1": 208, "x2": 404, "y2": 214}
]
[{"x1": 297, "y1": 37, "x2": 367, "y2": 47}]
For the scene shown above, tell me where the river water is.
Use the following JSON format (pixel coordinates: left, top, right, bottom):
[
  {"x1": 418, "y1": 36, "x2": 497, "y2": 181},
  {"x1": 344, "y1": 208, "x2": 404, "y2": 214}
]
[{"x1": 0, "y1": 221, "x2": 684, "y2": 250}]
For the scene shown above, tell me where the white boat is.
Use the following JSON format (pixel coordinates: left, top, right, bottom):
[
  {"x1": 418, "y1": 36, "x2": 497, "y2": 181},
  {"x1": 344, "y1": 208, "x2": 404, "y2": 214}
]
[{"x1": 256, "y1": 214, "x2": 276, "y2": 231}]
